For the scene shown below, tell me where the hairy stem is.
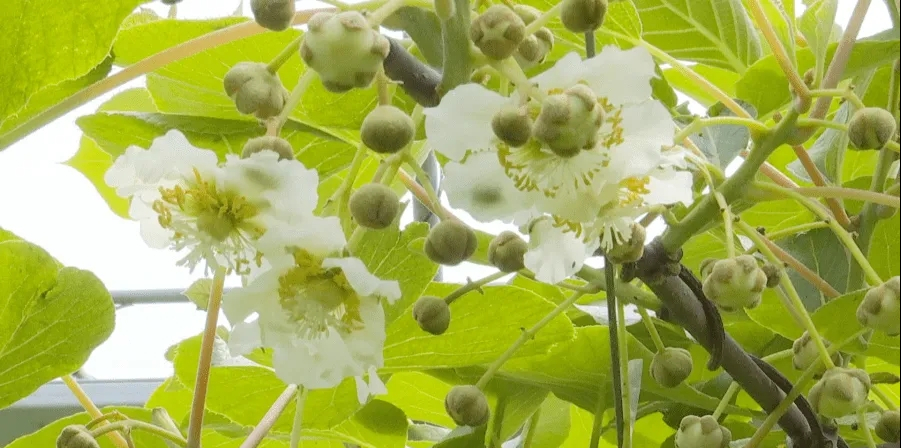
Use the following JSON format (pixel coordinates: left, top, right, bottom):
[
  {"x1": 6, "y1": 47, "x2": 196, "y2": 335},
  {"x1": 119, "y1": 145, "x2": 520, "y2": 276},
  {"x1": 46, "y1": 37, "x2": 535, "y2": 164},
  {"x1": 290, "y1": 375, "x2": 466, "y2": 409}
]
[
  {"x1": 763, "y1": 221, "x2": 831, "y2": 241},
  {"x1": 605, "y1": 262, "x2": 625, "y2": 448},
  {"x1": 711, "y1": 382, "x2": 742, "y2": 420},
  {"x1": 795, "y1": 186, "x2": 900, "y2": 209},
  {"x1": 274, "y1": 69, "x2": 317, "y2": 133},
  {"x1": 290, "y1": 389, "x2": 308, "y2": 448},
  {"x1": 616, "y1": 296, "x2": 633, "y2": 448},
  {"x1": 636, "y1": 306, "x2": 666, "y2": 352},
  {"x1": 790, "y1": 145, "x2": 853, "y2": 229},
  {"x1": 62, "y1": 375, "x2": 131, "y2": 448},
  {"x1": 90, "y1": 420, "x2": 188, "y2": 447},
  {"x1": 266, "y1": 36, "x2": 302, "y2": 73},
  {"x1": 522, "y1": 2, "x2": 564, "y2": 35},
  {"x1": 742, "y1": 224, "x2": 841, "y2": 298},
  {"x1": 746, "y1": 0, "x2": 810, "y2": 111},
  {"x1": 443, "y1": 270, "x2": 509, "y2": 305},
  {"x1": 240, "y1": 385, "x2": 298, "y2": 448}
]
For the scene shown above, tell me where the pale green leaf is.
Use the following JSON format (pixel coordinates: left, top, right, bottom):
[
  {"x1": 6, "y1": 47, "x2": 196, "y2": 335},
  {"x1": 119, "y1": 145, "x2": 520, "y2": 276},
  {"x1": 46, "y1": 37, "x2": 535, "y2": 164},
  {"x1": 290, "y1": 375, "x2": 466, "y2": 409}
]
[
  {"x1": 0, "y1": 240, "x2": 115, "y2": 408},
  {"x1": 490, "y1": 383, "x2": 549, "y2": 443},
  {"x1": 113, "y1": 16, "x2": 247, "y2": 66},
  {"x1": 634, "y1": 0, "x2": 762, "y2": 72},
  {"x1": 183, "y1": 278, "x2": 213, "y2": 311},
  {"x1": 870, "y1": 213, "x2": 900, "y2": 279},
  {"x1": 681, "y1": 99, "x2": 757, "y2": 168},
  {"x1": 0, "y1": 0, "x2": 144, "y2": 129},
  {"x1": 331, "y1": 400, "x2": 408, "y2": 448},
  {"x1": 810, "y1": 290, "x2": 899, "y2": 365},
  {"x1": 664, "y1": 64, "x2": 739, "y2": 108},
  {"x1": 5, "y1": 407, "x2": 171, "y2": 448},
  {"x1": 799, "y1": 0, "x2": 838, "y2": 81},
  {"x1": 383, "y1": 372, "x2": 456, "y2": 428},
  {"x1": 740, "y1": 199, "x2": 816, "y2": 234},
  {"x1": 529, "y1": 394, "x2": 572, "y2": 448},
  {"x1": 776, "y1": 227, "x2": 849, "y2": 309},
  {"x1": 64, "y1": 136, "x2": 131, "y2": 220}
]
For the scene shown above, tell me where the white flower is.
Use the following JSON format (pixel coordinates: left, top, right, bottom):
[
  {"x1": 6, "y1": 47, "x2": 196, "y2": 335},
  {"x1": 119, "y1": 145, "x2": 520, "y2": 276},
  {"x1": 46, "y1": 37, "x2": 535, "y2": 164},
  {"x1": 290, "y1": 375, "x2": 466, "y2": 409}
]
[
  {"x1": 223, "y1": 220, "x2": 400, "y2": 400},
  {"x1": 523, "y1": 218, "x2": 599, "y2": 284},
  {"x1": 104, "y1": 130, "x2": 319, "y2": 274},
  {"x1": 443, "y1": 151, "x2": 532, "y2": 222}
]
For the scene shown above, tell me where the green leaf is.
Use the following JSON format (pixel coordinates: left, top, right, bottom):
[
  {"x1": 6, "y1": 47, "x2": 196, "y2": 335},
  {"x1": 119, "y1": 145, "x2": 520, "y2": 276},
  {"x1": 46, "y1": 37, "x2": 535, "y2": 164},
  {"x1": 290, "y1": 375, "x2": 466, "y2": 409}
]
[
  {"x1": 383, "y1": 283, "x2": 574, "y2": 371},
  {"x1": 736, "y1": 39, "x2": 899, "y2": 116},
  {"x1": 664, "y1": 64, "x2": 739, "y2": 108},
  {"x1": 113, "y1": 16, "x2": 247, "y2": 66},
  {"x1": 183, "y1": 278, "x2": 213, "y2": 311},
  {"x1": 489, "y1": 383, "x2": 549, "y2": 443},
  {"x1": 5, "y1": 407, "x2": 172, "y2": 448},
  {"x1": 0, "y1": 227, "x2": 23, "y2": 244},
  {"x1": 65, "y1": 136, "x2": 131, "y2": 219},
  {"x1": 331, "y1": 400, "x2": 408, "y2": 448},
  {"x1": 0, "y1": 0, "x2": 144, "y2": 130},
  {"x1": 383, "y1": 7, "x2": 444, "y2": 68},
  {"x1": 740, "y1": 199, "x2": 815, "y2": 234},
  {"x1": 529, "y1": 394, "x2": 572, "y2": 448},
  {"x1": 810, "y1": 290, "x2": 899, "y2": 365},
  {"x1": 776, "y1": 227, "x2": 850, "y2": 310},
  {"x1": 799, "y1": 0, "x2": 839, "y2": 81},
  {"x1": 682, "y1": 99, "x2": 757, "y2": 169},
  {"x1": 633, "y1": 0, "x2": 762, "y2": 72},
  {"x1": 0, "y1": 239, "x2": 115, "y2": 409},
  {"x1": 869, "y1": 213, "x2": 900, "y2": 279},
  {"x1": 383, "y1": 372, "x2": 456, "y2": 428}
]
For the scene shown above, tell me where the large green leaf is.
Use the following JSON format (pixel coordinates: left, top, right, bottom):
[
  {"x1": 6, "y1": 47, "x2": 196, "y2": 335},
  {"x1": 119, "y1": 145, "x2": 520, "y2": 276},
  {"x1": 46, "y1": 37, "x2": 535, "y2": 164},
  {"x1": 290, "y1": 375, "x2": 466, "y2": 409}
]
[
  {"x1": 529, "y1": 394, "x2": 573, "y2": 448},
  {"x1": 5, "y1": 407, "x2": 173, "y2": 448},
  {"x1": 0, "y1": 0, "x2": 144, "y2": 131},
  {"x1": 330, "y1": 400, "x2": 408, "y2": 448},
  {"x1": 870, "y1": 214, "x2": 900, "y2": 279},
  {"x1": 633, "y1": 0, "x2": 762, "y2": 72},
  {"x1": 113, "y1": 16, "x2": 247, "y2": 65},
  {"x1": 777, "y1": 227, "x2": 850, "y2": 310},
  {"x1": 799, "y1": 0, "x2": 839, "y2": 81},
  {"x1": 384, "y1": 283, "x2": 574, "y2": 371},
  {"x1": 383, "y1": 372, "x2": 456, "y2": 428},
  {"x1": 810, "y1": 290, "x2": 899, "y2": 365},
  {"x1": 664, "y1": 64, "x2": 740, "y2": 108},
  {"x1": 740, "y1": 199, "x2": 815, "y2": 234},
  {"x1": 0, "y1": 239, "x2": 115, "y2": 408}
]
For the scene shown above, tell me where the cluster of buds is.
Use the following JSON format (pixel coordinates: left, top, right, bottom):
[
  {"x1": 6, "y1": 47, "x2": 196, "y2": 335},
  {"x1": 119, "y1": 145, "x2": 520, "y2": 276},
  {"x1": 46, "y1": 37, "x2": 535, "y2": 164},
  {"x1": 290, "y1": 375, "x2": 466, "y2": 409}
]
[
  {"x1": 808, "y1": 367, "x2": 871, "y2": 419},
  {"x1": 223, "y1": 62, "x2": 289, "y2": 119},
  {"x1": 349, "y1": 183, "x2": 400, "y2": 230},
  {"x1": 533, "y1": 84, "x2": 605, "y2": 157},
  {"x1": 445, "y1": 385, "x2": 490, "y2": 427},
  {"x1": 425, "y1": 220, "x2": 478, "y2": 266},
  {"x1": 701, "y1": 255, "x2": 767, "y2": 312},
  {"x1": 675, "y1": 415, "x2": 731, "y2": 448},
  {"x1": 856, "y1": 276, "x2": 900, "y2": 336},
  {"x1": 300, "y1": 11, "x2": 390, "y2": 92},
  {"x1": 470, "y1": 5, "x2": 526, "y2": 60},
  {"x1": 605, "y1": 223, "x2": 646, "y2": 264},
  {"x1": 791, "y1": 332, "x2": 842, "y2": 375},
  {"x1": 650, "y1": 347, "x2": 693, "y2": 388},
  {"x1": 511, "y1": 6, "x2": 554, "y2": 69}
]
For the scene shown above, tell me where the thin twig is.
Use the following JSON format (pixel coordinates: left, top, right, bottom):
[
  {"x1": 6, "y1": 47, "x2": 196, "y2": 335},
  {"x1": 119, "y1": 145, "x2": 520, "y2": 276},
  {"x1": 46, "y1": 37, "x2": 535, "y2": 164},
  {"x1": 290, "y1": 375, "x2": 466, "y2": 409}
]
[
  {"x1": 790, "y1": 145, "x2": 853, "y2": 228},
  {"x1": 239, "y1": 385, "x2": 298, "y2": 448}
]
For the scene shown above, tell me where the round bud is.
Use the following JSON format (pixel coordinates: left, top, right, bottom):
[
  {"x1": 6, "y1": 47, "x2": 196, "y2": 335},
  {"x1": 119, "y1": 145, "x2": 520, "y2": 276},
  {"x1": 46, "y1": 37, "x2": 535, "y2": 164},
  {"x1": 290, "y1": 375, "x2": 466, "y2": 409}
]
[
  {"x1": 701, "y1": 255, "x2": 767, "y2": 312},
  {"x1": 808, "y1": 367, "x2": 871, "y2": 419},
  {"x1": 848, "y1": 107, "x2": 897, "y2": 150},
  {"x1": 242, "y1": 136, "x2": 295, "y2": 160},
  {"x1": 425, "y1": 220, "x2": 478, "y2": 266},
  {"x1": 412, "y1": 296, "x2": 451, "y2": 335},
  {"x1": 470, "y1": 5, "x2": 526, "y2": 60},
  {"x1": 514, "y1": 28, "x2": 553, "y2": 69},
  {"x1": 445, "y1": 385, "x2": 490, "y2": 427},
  {"x1": 856, "y1": 276, "x2": 900, "y2": 335},
  {"x1": 533, "y1": 84, "x2": 604, "y2": 157},
  {"x1": 57, "y1": 425, "x2": 100, "y2": 448},
  {"x1": 300, "y1": 11, "x2": 390, "y2": 93},
  {"x1": 761, "y1": 263, "x2": 781, "y2": 288},
  {"x1": 791, "y1": 332, "x2": 842, "y2": 374},
  {"x1": 361, "y1": 105, "x2": 415, "y2": 154},
  {"x1": 250, "y1": 0, "x2": 296, "y2": 32},
  {"x1": 491, "y1": 106, "x2": 533, "y2": 147},
  {"x1": 161, "y1": 0, "x2": 181, "y2": 4},
  {"x1": 488, "y1": 231, "x2": 528, "y2": 272},
  {"x1": 803, "y1": 69, "x2": 815, "y2": 87},
  {"x1": 349, "y1": 183, "x2": 400, "y2": 230},
  {"x1": 223, "y1": 62, "x2": 289, "y2": 119},
  {"x1": 876, "y1": 410, "x2": 901, "y2": 443},
  {"x1": 560, "y1": 0, "x2": 608, "y2": 33},
  {"x1": 606, "y1": 223, "x2": 646, "y2": 264},
  {"x1": 674, "y1": 415, "x2": 731, "y2": 448},
  {"x1": 651, "y1": 347, "x2": 693, "y2": 388}
]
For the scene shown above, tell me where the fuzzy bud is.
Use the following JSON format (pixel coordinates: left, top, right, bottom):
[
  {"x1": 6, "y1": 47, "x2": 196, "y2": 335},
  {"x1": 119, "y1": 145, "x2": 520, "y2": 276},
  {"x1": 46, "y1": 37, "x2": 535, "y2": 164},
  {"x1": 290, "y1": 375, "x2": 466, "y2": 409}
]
[
  {"x1": 488, "y1": 231, "x2": 528, "y2": 272},
  {"x1": 808, "y1": 367, "x2": 871, "y2": 419},
  {"x1": 848, "y1": 107, "x2": 897, "y2": 150},
  {"x1": 761, "y1": 263, "x2": 781, "y2": 288},
  {"x1": 425, "y1": 220, "x2": 478, "y2": 266},
  {"x1": 699, "y1": 258, "x2": 717, "y2": 278},
  {"x1": 349, "y1": 183, "x2": 400, "y2": 230},
  {"x1": 560, "y1": 0, "x2": 608, "y2": 33},
  {"x1": 674, "y1": 415, "x2": 731, "y2": 448},
  {"x1": 533, "y1": 83, "x2": 603, "y2": 157},
  {"x1": 876, "y1": 410, "x2": 901, "y2": 443},
  {"x1": 514, "y1": 28, "x2": 553, "y2": 69},
  {"x1": 57, "y1": 425, "x2": 100, "y2": 448},
  {"x1": 606, "y1": 223, "x2": 646, "y2": 264},
  {"x1": 651, "y1": 347, "x2": 693, "y2": 388},
  {"x1": 445, "y1": 385, "x2": 490, "y2": 427},
  {"x1": 413, "y1": 296, "x2": 451, "y2": 335},
  {"x1": 491, "y1": 106, "x2": 533, "y2": 147},
  {"x1": 250, "y1": 0, "x2": 296, "y2": 31},
  {"x1": 361, "y1": 105, "x2": 415, "y2": 154},
  {"x1": 791, "y1": 332, "x2": 842, "y2": 374},
  {"x1": 242, "y1": 136, "x2": 295, "y2": 160},
  {"x1": 701, "y1": 255, "x2": 767, "y2": 312},
  {"x1": 223, "y1": 62, "x2": 289, "y2": 119},
  {"x1": 856, "y1": 276, "x2": 900, "y2": 336},
  {"x1": 300, "y1": 11, "x2": 390, "y2": 92},
  {"x1": 470, "y1": 5, "x2": 526, "y2": 60}
]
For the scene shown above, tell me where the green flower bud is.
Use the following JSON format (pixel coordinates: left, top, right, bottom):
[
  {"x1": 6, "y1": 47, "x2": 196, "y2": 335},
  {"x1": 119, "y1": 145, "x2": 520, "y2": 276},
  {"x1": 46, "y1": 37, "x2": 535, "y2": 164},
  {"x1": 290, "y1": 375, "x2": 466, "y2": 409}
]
[
  {"x1": 412, "y1": 296, "x2": 451, "y2": 335},
  {"x1": 848, "y1": 107, "x2": 897, "y2": 150},
  {"x1": 242, "y1": 136, "x2": 295, "y2": 160},
  {"x1": 300, "y1": 11, "x2": 390, "y2": 93},
  {"x1": 488, "y1": 231, "x2": 528, "y2": 272},
  {"x1": 674, "y1": 415, "x2": 731, "y2": 448},
  {"x1": 699, "y1": 258, "x2": 717, "y2": 279},
  {"x1": 425, "y1": 220, "x2": 478, "y2": 266},
  {"x1": 761, "y1": 262, "x2": 781, "y2": 288},
  {"x1": 361, "y1": 105, "x2": 415, "y2": 154},
  {"x1": 876, "y1": 410, "x2": 900, "y2": 443},
  {"x1": 651, "y1": 347, "x2": 693, "y2": 388},
  {"x1": 445, "y1": 385, "x2": 490, "y2": 427},
  {"x1": 223, "y1": 62, "x2": 289, "y2": 119},
  {"x1": 491, "y1": 106, "x2": 533, "y2": 147},
  {"x1": 250, "y1": 0, "x2": 296, "y2": 32},
  {"x1": 533, "y1": 83, "x2": 604, "y2": 157},
  {"x1": 808, "y1": 367, "x2": 871, "y2": 419},
  {"x1": 512, "y1": 5, "x2": 541, "y2": 24},
  {"x1": 57, "y1": 425, "x2": 100, "y2": 448},
  {"x1": 606, "y1": 223, "x2": 646, "y2": 264},
  {"x1": 856, "y1": 276, "x2": 900, "y2": 336},
  {"x1": 791, "y1": 332, "x2": 842, "y2": 374},
  {"x1": 561, "y1": 0, "x2": 608, "y2": 33},
  {"x1": 514, "y1": 28, "x2": 553, "y2": 69},
  {"x1": 470, "y1": 5, "x2": 526, "y2": 60},
  {"x1": 701, "y1": 255, "x2": 767, "y2": 312},
  {"x1": 349, "y1": 183, "x2": 400, "y2": 230}
]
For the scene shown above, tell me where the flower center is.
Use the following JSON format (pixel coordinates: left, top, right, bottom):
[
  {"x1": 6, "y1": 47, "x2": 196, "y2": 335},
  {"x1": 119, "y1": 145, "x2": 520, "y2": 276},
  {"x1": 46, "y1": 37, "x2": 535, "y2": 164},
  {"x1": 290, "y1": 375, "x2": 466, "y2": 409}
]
[{"x1": 276, "y1": 249, "x2": 363, "y2": 338}]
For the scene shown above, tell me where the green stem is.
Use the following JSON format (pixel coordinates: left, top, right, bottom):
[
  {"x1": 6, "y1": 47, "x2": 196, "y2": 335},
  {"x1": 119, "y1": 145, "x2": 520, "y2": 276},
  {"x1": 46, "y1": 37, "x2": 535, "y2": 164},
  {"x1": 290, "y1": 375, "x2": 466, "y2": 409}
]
[
  {"x1": 490, "y1": 396, "x2": 508, "y2": 448},
  {"x1": 796, "y1": 118, "x2": 848, "y2": 132},
  {"x1": 736, "y1": 220, "x2": 835, "y2": 368},
  {"x1": 522, "y1": 2, "x2": 564, "y2": 35},
  {"x1": 402, "y1": 152, "x2": 444, "y2": 218},
  {"x1": 795, "y1": 186, "x2": 900, "y2": 209},
  {"x1": 290, "y1": 388, "x2": 308, "y2": 448},
  {"x1": 62, "y1": 375, "x2": 130, "y2": 448},
  {"x1": 274, "y1": 69, "x2": 318, "y2": 133},
  {"x1": 90, "y1": 421, "x2": 188, "y2": 447},
  {"x1": 240, "y1": 385, "x2": 298, "y2": 448},
  {"x1": 711, "y1": 382, "x2": 742, "y2": 420},
  {"x1": 443, "y1": 271, "x2": 509, "y2": 305},
  {"x1": 673, "y1": 116, "x2": 769, "y2": 143},
  {"x1": 186, "y1": 266, "x2": 227, "y2": 448},
  {"x1": 588, "y1": 378, "x2": 608, "y2": 448},
  {"x1": 616, "y1": 297, "x2": 633, "y2": 448},
  {"x1": 809, "y1": 88, "x2": 867, "y2": 109},
  {"x1": 266, "y1": 36, "x2": 303, "y2": 73},
  {"x1": 329, "y1": 143, "x2": 368, "y2": 224},
  {"x1": 521, "y1": 407, "x2": 541, "y2": 448},
  {"x1": 366, "y1": 0, "x2": 409, "y2": 25},
  {"x1": 490, "y1": 57, "x2": 545, "y2": 102},
  {"x1": 860, "y1": 407, "x2": 879, "y2": 448},
  {"x1": 662, "y1": 109, "x2": 801, "y2": 252},
  {"x1": 474, "y1": 291, "x2": 586, "y2": 389},
  {"x1": 763, "y1": 221, "x2": 831, "y2": 241},
  {"x1": 873, "y1": 385, "x2": 900, "y2": 411},
  {"x1": 636, "y1": 306, "x2": 666, "y2": 353},
  {"x1": 746, "y1": 0, "x2": 810, "y2": 110},
  {"x1": 761, "y1": 349, "x2": 793, "y2": 363}
]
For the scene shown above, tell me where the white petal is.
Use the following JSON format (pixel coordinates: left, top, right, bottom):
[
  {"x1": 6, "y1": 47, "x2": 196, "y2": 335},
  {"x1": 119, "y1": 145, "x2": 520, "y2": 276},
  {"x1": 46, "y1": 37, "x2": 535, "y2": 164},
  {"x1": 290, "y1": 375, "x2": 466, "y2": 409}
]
[
  {"x1": 222, "y1": 151, "x2": 320, "y2": 218},
  {"x1": 154, "y1": 130, "x2": 220, "y2": 179},
  {"x1": 272, "y1": 330, "x2": 362, "y2": 390},
  {"x1": 321, "y1": 257, "x2": 401, "y2": 303},
  {"x1": 531, "y1": 52, "x2": 586, "y2": 92},
  {"x1": 354, "y1": 376, "x2": 370, "y2": 404},
  {"x1": 608, "y1": 101, "x2": 674, "y2": 178},
  {"x1": 424, "y1": 84, "x2": 508, "y2": 161},
  {"x1": 256, "y1": 216, "x2": 347, "y2": 262},
  {"x1": 228, "y1": 320, "x2": 263, "y2": 356},
  {"x1": 367, "y1": 365, "x2": 387, "y2": 395},
  {"x1": 524, "y1": 220, "x2": 595, "y2": 284},
  {"x1": 340, "y1": 297, "x2": 386, "y2": 369},
  {"x1": 221, "y1": 269, "x2": 281, "y2": 324},
  {"x1": 443, "y1": 152, "x2": 531, "y2": 223},
  {"x1": 646, "y1": 170, "x2": 694, "y2": 206},
  {"x1": 581, "y1": 46, "x2": 656, "y2": 105}
]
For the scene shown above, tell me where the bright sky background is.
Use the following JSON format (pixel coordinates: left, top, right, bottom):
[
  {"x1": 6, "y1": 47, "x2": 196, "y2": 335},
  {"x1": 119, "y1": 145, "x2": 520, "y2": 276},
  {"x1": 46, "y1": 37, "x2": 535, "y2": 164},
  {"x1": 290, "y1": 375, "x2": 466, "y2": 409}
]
[{"x1": 0, "y1": 0, "x2": 892, "y2": 380}]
